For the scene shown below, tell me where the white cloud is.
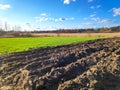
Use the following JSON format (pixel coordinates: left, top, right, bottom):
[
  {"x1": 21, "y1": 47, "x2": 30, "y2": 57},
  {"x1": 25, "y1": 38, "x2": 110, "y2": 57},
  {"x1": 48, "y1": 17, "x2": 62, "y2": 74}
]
[
  {"x1": 90, "y1": 13, "x2": 96, "y2": 17},
  {"x1": 35, "y1": 15, "x2": 74, "y2": 22},
  {"x1": 0, "y1": 4, "x2": 11, "y2": 10},
  {"x1": 91, "y1": 17, "x2": 100, "y2": 21},
  {"x1": 55, "y1": 17, "x2": 74, "y2": 22},
  {"x1": 91, "y1": 17, "x2": 115, "y2": 23},
  {"x1": 90, "y1": 5, "x2": 101, "y2": 9},
  {"x1": 35, "y1": 17, "x2": 50, "y2": 22},
  {"x1": 83, "y1": 17, "x2": 88, "y2": 20},
  {"x1": 35, "y1": 13, "x2": 51, "y2": 22},
  {"x1": 63, "y1": 0, "x2": 76, "y2": 4},
  {"x1": 112, "y1": 8, "x2": 120, "y2": 16},
  {"x1": 55, "y1": 18, "x2": 65, "y2": 22},
  {"x1": 100, "y1": 19, "x2": 113, "y2": 23},
  {"x1": 88, "y1": 0, "x2": 93, "y2": 2},
  {"x1": 90, "y1": 6, "x2": 95, "y2": 9},
  {"x1": 83, "y1": 22, "x2": 93, "y2": 25},
  {"x1": 96, "y1": 5, "x2": 101, "y2": 9},
  {"x1": 40, "y1": 13, "x2": 49, "y2": 17}
]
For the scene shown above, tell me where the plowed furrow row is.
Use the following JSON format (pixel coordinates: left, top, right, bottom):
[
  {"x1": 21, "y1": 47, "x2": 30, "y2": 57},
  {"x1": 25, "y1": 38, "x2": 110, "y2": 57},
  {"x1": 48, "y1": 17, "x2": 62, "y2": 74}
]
[{"x1": 0, "y1": 37, "x2": 120, "y2": 90}]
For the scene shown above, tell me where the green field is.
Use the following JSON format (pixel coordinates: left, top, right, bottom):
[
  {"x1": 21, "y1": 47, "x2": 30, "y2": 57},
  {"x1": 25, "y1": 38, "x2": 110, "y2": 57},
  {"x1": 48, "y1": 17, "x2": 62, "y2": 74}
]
[{"x1": 0, "y1": 37, "x2": 101, "y2": 54}]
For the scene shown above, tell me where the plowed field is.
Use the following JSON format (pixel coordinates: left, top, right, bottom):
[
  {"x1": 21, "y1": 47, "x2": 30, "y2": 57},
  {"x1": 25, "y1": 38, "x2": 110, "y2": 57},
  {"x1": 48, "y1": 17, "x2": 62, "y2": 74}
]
[{"x1": 0, "y1": 37, "x2": 120, "y2": 90}]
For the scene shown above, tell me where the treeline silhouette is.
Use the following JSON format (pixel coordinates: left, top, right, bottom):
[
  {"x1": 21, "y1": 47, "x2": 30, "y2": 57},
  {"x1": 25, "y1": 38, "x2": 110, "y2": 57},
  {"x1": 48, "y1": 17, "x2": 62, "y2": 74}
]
[
  {"x1": 0, "y1": 26, "x2": 120, "y2": 37},
  {"x1": 32, "y1": 26, "x2": 120, "y2": 33}
]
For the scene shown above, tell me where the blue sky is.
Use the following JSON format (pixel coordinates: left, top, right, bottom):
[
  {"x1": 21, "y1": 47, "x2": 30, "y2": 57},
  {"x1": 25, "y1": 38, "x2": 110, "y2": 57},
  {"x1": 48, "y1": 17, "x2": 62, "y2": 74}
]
[{"x1": 0, "y1": 0, "x2": 120, "y2": 30}]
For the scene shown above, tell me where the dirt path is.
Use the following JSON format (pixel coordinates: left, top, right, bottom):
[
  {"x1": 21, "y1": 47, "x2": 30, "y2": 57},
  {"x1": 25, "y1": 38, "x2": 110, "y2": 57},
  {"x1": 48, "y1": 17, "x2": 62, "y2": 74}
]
[{"x1": 0, "y1": 38, "x2": 120, "y2": 90}]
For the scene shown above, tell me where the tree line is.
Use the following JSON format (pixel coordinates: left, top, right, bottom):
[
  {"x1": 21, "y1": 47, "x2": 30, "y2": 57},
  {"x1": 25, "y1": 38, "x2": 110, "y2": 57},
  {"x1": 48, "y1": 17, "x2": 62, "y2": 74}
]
[
  {"x1": 32, "y1": 26, "x2": 120, "y2": 33},
  {"x1": 0, "y1": 25, "x2": 120, "y2": 37}
]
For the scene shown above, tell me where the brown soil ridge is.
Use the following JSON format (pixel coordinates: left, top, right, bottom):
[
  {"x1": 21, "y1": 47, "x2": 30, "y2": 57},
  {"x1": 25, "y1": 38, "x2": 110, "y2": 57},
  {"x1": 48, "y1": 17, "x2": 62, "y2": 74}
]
[{"x1": 0, "y1": 37, "x2": 120, "y2": 90}]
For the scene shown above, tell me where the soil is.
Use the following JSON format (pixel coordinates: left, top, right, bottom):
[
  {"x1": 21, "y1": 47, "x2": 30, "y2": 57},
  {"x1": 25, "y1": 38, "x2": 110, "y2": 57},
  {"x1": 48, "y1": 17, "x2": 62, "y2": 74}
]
[{"x1": 0, "y1": 37, "x2": 120, "y2": 90}]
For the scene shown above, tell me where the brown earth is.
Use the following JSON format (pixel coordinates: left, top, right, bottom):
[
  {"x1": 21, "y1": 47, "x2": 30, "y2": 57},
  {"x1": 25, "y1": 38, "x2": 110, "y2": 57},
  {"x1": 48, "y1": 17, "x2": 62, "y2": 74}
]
[{"x1": 0, "y1": 37, "x2": 120, "y2": 90}]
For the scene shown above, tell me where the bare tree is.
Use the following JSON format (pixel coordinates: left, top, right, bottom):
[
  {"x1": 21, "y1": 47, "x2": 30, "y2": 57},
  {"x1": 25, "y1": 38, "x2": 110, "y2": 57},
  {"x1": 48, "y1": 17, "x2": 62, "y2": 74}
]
[
  {"x1": 4, "y1": 22, "x2": 8, "y2": 31},
  {"x1": 11, "y1": 25, "x2": 21, "y2": 31},
  {"x1": 0, "y1": 21, "x2": 3, "y2": 31},
  {"x1": 26, "y1": 23, "x2": 31, "y2": 31}
]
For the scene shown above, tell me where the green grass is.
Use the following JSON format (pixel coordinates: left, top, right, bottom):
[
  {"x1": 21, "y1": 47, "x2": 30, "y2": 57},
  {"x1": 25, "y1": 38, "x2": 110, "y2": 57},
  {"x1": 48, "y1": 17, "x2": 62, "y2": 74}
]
[{"x1": 0, "y1": 37, "x2": 102, "y2": 54}]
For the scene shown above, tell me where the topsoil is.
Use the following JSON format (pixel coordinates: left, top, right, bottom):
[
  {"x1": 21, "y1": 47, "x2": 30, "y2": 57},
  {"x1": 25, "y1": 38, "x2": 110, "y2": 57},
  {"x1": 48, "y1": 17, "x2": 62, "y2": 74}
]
[{"x1": 0, "y1": 37, "x2": 120, "y2": 90}]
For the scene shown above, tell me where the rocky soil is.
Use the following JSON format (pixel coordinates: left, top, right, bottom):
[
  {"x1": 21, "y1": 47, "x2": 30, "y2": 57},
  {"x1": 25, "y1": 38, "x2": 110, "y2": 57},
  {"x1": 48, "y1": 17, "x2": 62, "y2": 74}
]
[{"x1": 0, "y1": 37, "x2": 120, "y2": 90}]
